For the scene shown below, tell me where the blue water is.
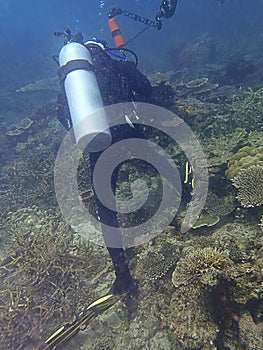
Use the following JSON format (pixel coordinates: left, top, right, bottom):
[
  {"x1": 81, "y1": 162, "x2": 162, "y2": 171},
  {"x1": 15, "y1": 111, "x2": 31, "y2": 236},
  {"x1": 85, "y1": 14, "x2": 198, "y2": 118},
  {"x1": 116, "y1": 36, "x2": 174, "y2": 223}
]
[{"x1": 0, "y1": 0, "x2": 262, "y2": 87}]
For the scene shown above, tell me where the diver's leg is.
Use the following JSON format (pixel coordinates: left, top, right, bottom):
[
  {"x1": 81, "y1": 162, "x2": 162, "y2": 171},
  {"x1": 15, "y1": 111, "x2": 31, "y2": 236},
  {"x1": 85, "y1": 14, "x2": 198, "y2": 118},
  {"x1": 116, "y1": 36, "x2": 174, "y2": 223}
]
[{"x1": 88, "y1": 151, "x2": 136, "y2": 295}]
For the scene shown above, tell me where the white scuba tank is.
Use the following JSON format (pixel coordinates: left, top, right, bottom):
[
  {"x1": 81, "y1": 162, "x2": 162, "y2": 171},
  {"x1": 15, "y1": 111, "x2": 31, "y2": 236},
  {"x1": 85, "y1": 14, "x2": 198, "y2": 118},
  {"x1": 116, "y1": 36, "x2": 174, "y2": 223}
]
[{"x1": 59, "y1": 42, "x2": 112, "y2": 152}]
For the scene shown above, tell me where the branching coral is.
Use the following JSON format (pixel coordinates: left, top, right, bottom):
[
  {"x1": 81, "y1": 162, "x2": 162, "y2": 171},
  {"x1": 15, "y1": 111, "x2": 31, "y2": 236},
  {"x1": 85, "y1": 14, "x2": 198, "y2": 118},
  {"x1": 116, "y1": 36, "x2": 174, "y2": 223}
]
[
  {"x1": 231, "y1": 86, "x2": 263, "y2": 130},
  {"x1": 202, "y1": 128, "x2": 247, "y2": 173},
  {"x1": 232, "y1": 165, "x2": 263, "y2": 207},
  {"x1": 172, "y1": 247, "x2": 233, "y2": 289},
  {"x1": 0, "y1": 207, "x2": 106, "y2": 349}
]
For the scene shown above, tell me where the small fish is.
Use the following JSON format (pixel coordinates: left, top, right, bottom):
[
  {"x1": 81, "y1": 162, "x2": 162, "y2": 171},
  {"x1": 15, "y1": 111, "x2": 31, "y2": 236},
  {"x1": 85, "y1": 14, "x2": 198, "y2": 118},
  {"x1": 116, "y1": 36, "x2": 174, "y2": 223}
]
[{"x1": 183, "y1": 161, "x2": 194, "y2": 190}]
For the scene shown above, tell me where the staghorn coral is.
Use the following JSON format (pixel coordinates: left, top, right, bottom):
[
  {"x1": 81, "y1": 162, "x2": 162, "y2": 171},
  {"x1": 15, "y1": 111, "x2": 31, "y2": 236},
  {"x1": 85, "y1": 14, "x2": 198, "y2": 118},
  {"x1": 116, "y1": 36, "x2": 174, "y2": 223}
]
[
  {"x1": 0, "y1": 116, "x2": 66, "y2": 220},
  {"x1": 0, "y1": 140, "x2": 56, "y2": 213},
  {"x1": 247, "y1": 130, "x2": 263, "y2": 148},
  {"x1": 0, "y1": 206, "x2": 108, "y2": 350},
  {"x1": 232, "y1": 165, "x2": 263, "y2": 207},
  {"x1": 174, "y1": 96, "x2": 211, "y2": 118}
]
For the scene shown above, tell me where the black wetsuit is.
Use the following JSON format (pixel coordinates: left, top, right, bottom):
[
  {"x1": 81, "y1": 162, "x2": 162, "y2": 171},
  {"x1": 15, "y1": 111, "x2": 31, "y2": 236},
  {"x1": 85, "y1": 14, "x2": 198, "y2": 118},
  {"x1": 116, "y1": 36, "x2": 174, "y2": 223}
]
[{"x1": 57, "y1": 43, "x2": 152, "y2": 295}]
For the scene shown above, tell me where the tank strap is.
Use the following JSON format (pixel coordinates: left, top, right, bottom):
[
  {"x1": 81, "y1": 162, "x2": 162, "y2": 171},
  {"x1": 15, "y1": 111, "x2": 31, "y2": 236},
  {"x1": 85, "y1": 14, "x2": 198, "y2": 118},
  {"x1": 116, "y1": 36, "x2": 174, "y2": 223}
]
[{"x1": 58, "y1": 59, "x2": 94, "y2": 83}]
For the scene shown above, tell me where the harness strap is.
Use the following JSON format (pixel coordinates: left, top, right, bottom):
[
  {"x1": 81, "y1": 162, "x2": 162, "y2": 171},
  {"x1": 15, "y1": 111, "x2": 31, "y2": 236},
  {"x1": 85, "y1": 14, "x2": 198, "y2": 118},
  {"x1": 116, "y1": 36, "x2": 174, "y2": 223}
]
[{"x1": 58, "y1": 59, "x2": 94, "y2": 84}]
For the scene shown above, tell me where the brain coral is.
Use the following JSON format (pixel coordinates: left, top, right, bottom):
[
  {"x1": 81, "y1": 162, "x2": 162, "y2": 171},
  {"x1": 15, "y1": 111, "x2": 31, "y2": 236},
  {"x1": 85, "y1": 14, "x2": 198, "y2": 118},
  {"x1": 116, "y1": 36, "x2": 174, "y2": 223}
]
[
  {"x1": 232, "y1": 165, "x2": 263, "y2": 207},
  {"x1": 225, "y1": 145, "x2": 263, "y2": 179}
]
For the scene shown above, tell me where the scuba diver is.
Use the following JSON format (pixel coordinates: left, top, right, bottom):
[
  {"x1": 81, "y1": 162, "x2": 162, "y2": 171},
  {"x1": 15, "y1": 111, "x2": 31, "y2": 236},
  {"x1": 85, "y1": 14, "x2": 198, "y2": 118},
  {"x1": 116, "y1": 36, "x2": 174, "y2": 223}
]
[
  {"x1": 56, "y1": 29, "x2": 152, "y2": 296},
  {"x1": 55, "y1": 0, "x2": 180, "y2": 296},
  {"x1": 40, "y1": 3, "x2": 180, "y2": 348}
]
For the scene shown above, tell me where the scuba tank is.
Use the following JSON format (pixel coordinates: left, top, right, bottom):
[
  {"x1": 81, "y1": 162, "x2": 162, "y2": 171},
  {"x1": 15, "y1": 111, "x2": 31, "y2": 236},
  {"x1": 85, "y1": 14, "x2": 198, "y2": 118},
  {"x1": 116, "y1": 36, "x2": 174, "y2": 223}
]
[{"x1": 58, "y1": 42, "x2": 112, "y2": 152}]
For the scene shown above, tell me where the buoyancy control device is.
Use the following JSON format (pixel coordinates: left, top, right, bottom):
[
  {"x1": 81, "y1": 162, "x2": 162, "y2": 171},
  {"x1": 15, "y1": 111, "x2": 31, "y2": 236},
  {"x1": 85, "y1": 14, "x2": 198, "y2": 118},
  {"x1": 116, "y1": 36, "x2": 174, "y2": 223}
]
[{"x1": 58, "y1": 42, "x2": 112, "y2": 152}]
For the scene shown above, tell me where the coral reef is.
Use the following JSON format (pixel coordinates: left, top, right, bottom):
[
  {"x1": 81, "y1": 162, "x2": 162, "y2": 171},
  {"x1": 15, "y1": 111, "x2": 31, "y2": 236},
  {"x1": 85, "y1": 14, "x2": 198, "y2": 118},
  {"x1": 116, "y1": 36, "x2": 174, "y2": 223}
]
[
  {"x1": 5, "y1": 117, "x2": 34, "y2": 136},
  {"x1": 168, "y1": 33, "x2": 219, "y2": 74},
  {"x1": 238, "y1": 312, "x2": 263, "y2": 349},
  {"x1": 168, "y1": 220, "x2": 263, "y2": 349},
  {"x1": 205, "y1": 192, "x2": 235, "y2": 218},
  {"x1": 0, "y1": 139, "x2": 56, "y2": 214},
  {"x1": 150, "y1": 80, "x2": 176, "y2": 108},
  {"x1": 115, "y1": 162, "x2": 167, "y2": 231},
  {"x1": 192, "y1": 212, "x2": 220, "y2": 229},
  {"x1": 16, "y1": 77, "x2": 59, "y2": 93},
  {"x1": 0, "y1": 116, "x2": 65, "y2": 219},
  {"x1": 232, "y1": 165, "x2": 263, "y2": 207},
  {"x1": 226, "y1": 145, "x2": 263, "y2": 179},
  {"x1": 203, "y1": 128, "x2": 247, "y2": 174},
  {"x1": 173, "y1": 77, "x2": 219, "y2": 99},
  {"x1": 137, "y1": 241, "x2": 179, "y2": 280},
  {"x1": 0, "y1": 64, "x2": 262, "y2": 349},
  {"x1": 231, "y1": 86, "x2": 263, "y2": 131},
  {"x1": 247, "y1": 130, "x2": 263, "y2": 148},
  {"x1": 170, "y1": 247, "x2": 232, "y2": 348},
  {"x1": 0, "y1": 206, "x2": 110, "y2": 350},
  {"x1": 220, "y1": 57, "x2": 255, "y2": 85},
  {"x1": 179, "y1": 191, "x2": 235, "y2": 230},
  {"x1": 172, "y1": 247, "x2": 233, "y2": 290}
]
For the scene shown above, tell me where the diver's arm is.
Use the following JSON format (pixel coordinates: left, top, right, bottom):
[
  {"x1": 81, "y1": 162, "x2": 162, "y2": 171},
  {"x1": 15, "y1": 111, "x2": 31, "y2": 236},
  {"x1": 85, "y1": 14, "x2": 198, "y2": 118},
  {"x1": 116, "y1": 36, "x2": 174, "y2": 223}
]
[{"x1": 116, "y1": 60, "x2": 152, "y2": 97}]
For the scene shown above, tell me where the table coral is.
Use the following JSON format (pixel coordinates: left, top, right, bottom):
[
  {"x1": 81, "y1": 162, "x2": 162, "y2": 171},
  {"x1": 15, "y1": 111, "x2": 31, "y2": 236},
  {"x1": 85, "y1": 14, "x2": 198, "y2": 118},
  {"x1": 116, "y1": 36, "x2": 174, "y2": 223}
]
[{"x1": 232, "y1": 165, "x2": 263, "y2": 207}]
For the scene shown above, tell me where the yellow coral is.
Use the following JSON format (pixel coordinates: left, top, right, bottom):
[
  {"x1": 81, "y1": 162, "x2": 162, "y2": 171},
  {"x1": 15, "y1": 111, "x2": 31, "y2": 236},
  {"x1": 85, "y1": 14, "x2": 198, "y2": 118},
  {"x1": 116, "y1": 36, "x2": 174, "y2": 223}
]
[{"x1": 225, "y1": 145, "x2": 263, "y2": 179}]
